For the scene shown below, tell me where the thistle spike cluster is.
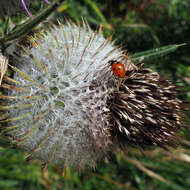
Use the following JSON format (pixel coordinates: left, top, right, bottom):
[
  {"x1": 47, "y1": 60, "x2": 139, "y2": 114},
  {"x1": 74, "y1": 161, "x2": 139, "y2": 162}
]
[
  {"x1": 0, "y1": 22, "x2": 183, "y2": 168},
  {"x1": 109, "y1": 67, "x2": 182, "y2": 148}
]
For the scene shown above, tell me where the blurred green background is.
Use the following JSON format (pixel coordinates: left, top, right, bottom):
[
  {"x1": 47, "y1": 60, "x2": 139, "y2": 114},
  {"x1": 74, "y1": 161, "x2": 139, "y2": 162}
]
[{"x1": 0, "y1": 0, "x2": 190, "y2": 189}]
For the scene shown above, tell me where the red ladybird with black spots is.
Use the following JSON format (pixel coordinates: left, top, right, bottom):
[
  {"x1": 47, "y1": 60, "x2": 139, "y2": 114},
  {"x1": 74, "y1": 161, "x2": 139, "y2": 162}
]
[{"x1": 109, "y1": 60, "x2": 126, "y2": 78}]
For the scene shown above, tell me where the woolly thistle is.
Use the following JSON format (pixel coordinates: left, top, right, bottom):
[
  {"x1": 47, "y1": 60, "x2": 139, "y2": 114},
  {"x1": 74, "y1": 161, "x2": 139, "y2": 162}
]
[{"x1": 0, "y1": 22, "x2": 183, "y2": 168}]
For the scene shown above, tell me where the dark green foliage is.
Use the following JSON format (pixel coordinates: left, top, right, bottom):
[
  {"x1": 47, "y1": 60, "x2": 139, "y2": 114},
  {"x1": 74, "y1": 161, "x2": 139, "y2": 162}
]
[
  {"x1": 0, "y1": 148, "x2": 43, "y2": 190},
  {"x1": 0, "y1": 0, "x2": 190, "y2": 189}
]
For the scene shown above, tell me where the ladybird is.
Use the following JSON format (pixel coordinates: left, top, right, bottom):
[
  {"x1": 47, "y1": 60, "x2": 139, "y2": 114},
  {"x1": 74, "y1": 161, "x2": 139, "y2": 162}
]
[{"x1": 109, "y1": 60, "x2": 126, "y2": 78}]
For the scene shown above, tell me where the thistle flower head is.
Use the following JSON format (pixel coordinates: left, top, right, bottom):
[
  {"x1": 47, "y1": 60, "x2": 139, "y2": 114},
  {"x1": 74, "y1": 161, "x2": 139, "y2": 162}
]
[
  {"x1": 1, "y1": 22, "x2": 123, "y2": 168},
  {"x1": 0, "y1": 21, "x2": 183, "y2": 169}
]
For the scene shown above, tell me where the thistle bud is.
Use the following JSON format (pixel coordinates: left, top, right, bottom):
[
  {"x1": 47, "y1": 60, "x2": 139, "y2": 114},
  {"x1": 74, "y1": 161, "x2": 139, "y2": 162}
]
[
  {"x1": 1, "y1": 22, "x2": 122, "y2": 168},
  {"x1": 0, "y1": 22, "x2": 183, "y2": 169}
]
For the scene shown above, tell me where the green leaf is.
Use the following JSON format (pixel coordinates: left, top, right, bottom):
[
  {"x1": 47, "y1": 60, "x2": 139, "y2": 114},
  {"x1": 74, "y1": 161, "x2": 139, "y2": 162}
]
[
  {"x1": 85, "y1": 0, "x2": 112, "y2": 29},
  {"x1": 0, "y1": 180, "x2": 19, "y2": 187},
  {"x1": 131, "y1": 44, "x2": 186, "y2": 63}
]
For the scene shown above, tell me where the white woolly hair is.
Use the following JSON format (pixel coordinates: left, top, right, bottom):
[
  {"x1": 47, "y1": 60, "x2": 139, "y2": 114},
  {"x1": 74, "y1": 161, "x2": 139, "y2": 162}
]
[{"x1": 1, "y1": 22, "x2": 128, "y2": 168}]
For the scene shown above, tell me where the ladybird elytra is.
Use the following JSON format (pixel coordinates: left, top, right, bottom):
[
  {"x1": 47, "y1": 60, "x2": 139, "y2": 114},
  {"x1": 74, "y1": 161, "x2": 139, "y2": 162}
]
[{"x1": 109, "y1": 60, "x2": 126, "y2": 78}]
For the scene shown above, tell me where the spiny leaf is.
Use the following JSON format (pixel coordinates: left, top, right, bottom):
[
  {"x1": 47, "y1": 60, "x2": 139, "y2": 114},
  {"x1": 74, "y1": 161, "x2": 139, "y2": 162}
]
[{"x1": 131, "y1": 44, "x2": 186, "y2": 63}]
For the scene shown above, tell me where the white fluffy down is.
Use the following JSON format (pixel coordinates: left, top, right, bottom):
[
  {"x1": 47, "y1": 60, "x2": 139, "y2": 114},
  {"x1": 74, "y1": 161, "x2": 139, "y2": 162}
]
[{"x1": 5, "y1": 23, "x2": 124, "y2": 167}]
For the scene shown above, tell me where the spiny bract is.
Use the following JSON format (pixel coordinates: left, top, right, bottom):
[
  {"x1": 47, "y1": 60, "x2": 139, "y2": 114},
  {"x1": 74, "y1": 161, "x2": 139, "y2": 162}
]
[
  {"x1": 1, "y1": 22, "x2": 124, "y2": 168},
  {"x1": 109, "y1": 67, "x2": 182, "y2": 148}
]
